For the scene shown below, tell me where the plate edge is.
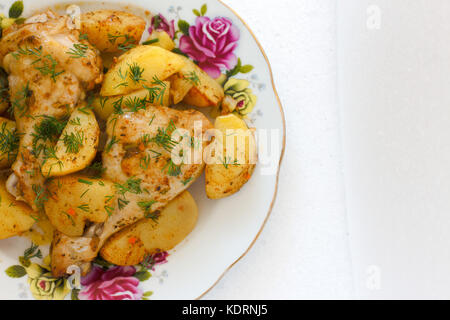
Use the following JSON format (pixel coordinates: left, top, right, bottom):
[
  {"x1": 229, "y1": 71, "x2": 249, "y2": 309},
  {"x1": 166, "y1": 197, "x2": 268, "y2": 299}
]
[{"x1": 196, "y1": 0, "x2": 287, "y2": 300}]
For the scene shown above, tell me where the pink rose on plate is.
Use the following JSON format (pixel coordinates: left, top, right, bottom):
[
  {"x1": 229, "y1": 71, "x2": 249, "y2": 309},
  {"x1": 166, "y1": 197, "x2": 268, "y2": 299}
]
[
  {"x1": 79, "y1": 266, "x2": 142, "y2": 300},
  {"x1": 179, "y1": 16, "x2": 240, "y2": 78},
  {"x1": 149, "y1": 14, "x2": 176, "y2": 39}
]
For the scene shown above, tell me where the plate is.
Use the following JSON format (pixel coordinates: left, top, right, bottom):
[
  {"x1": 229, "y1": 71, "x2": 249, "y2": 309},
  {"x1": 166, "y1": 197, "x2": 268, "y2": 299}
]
[{"x1": 0, "y1": 0, "x2": 285, "y2": 300}]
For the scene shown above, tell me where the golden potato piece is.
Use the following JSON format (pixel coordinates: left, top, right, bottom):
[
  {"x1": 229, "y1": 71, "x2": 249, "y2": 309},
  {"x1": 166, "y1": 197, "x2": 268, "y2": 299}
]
[
  {"x1": 180, "y1": 57, "x2": 224, "y2": 107},
  {"x1": 22, "y1": 213, "x2": 55, "y2": 246},
  {"x1": 100, "y1": 191, "x2": 198, "y2": 266},
  {"x1": 93, "y1": 81, "x2": 171, "y2": 121},
  {"x1": 0, "y1": 172, "x2": 35, "y2": 240},
  {"x1": 41, "y1": 106, "x2": 99, "y2": 177},
  {"x1": 205, "y1": 114, "x2": 257, "y2": 199},
  {"x1": 0, "y1": 117, "x2": 19, "y2": 169},
  {"x1": 169, "y1": 73, "x2": 194, "y2": 105},
  {"x1": 44, "y1": 175, "x2": 116, "y2": 237},
  {"x1": 144, "y1": 31, "x2": 175, "y2": 51},
  {"x1": 80, "y1": 10, "x2": 146, "y2": 53},
  {"x1": 101, "y1": 46, "x2": 185, "y2": 96}
]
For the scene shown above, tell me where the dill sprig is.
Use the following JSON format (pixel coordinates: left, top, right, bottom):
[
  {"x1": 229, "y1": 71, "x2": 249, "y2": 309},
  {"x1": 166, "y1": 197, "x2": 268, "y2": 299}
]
[
  {"x1": 32, "y1": 116, "x2": 66, "y2": 144},
  {"x1": 115, "y1": 177, "x2": 143, "y2": 196},
  {"x1": 0, "y1": 122, "x2": 21, "y2": 162},
  {"x1": 32, "y1": 184, "x2": 48, "y2": 211},
  {"x1": 128, "y1": 63, "x2": 146, "y2": 84},
  {"x1": 77, "y1": 204, "x2": 90, "y2": 212},
  {"x1": 150, "y1": 120, "x2": 178, "y2": 152},
  {"x1": 99, "y1": 96, "x2": 110, "y2": 110},
  {"x1": 117, "y1": 198, "x2": 130, "y2": 210},
  {"x1": 114, "y1": 67, "x2": 129, "y2": 89},
  {"x1": 12, "y1": 46, "x2": 43, "y2": 61},
  {"x1": 124, "y1": 96, "x2": 147, "y2": 112},
  {"x1": 183, "y1": 71, "x2": 200, "y2": 86},
  {"x1": 143, "y1": 76, "x2": 167, "y2": 105},
  {"x1": 140, "y1": 154, "x2": 151, "y2": 170},
  {"x1": 105, "y1": 135, "x2": 120, "y2": 153},
  {"x1": 221, "y1": 156, "x2": 239, "y2": 169},
  {"x1": 9, "y1": 82, "x2": 31, "y2": 117},
  {"x1": 31, "y1": 116, "x2": 67, "y2": 157},
  {"x1": 163, "y1": 159, "x2": 181, "y2": 177},
  {"x1": 69, "y1": 117, "x2": 81, "y2": 126},
  {"x1": 138, "y1": 200, "x2": 159, "y2": 221},
  {"x1": 34, "y1": 54, "x2": 64, "y2": 82},
  {"x1": 20, "y1": 243, "x2": 42, "y2": 267},
  {"x1": 78, "y1": 179, "x2": 93, "y2": 186},
  {"x1": 63, "y1": 131, "x2": 84, "y2": 153},
  {"x1": 12, "y1": 46, "x2": 64, "y2": 82},
  {"x1": 66, "y1": 43, "x2": 89, "y2": 59},
  {"x1": 107, "y1": 33, "x2": 136, "y2": 52}
]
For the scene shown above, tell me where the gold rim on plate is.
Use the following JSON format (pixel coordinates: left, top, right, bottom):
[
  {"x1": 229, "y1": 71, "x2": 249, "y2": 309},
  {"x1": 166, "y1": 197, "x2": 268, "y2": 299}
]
[{"x1": 197, "y1": 0, "x2": 287, "y2": 300}]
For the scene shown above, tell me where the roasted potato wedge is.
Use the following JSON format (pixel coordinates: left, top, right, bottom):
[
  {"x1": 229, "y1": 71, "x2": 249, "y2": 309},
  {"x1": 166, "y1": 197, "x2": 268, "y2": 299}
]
[
  {"x1": 22, "y1": 213, "x2": 55, "y2": 246},
  {"x1": 180, "y1": 57, "x2": 225, "y2": 107},
  {"x1": 41, "y1": 106, "x2": 100, "y2": 177},
  {"x1": 0, "y1": 117, "x2": 18, "y2": 169},
  {"x1": 100, "y1": 191, "x2": 198, "y2": 266},
  {"x1": 93, "y1": 81, "x2": 171, "y2": 121},
  {"x1": 205, "y1": 114, "x2": 257, "y2": 199},
  {"x1": 0, "y1": 172, "x2": 35, "y2": 240},
  {"x1": 80, "y1": 10, "x2": 146, "y2": 53},
  {"x1": 145, "y1": 31, "x2": 175, "y2": 51},
  {"x1": 101, "y1": 46, "x2": 186, "y2": 96},
  {"x1": 169, "y1": 73, "x2": 194, "y2": 105},
  {"x1": 44, "y1": 175, "x2": 116, "y2": 237}
]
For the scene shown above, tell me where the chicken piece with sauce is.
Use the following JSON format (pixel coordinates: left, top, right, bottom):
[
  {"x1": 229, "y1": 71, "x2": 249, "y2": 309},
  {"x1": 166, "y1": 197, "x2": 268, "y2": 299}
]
[
  {"x1": 51, "y1": 106, "x2": 213, "y2": 276},
  {"x1": 0, "y1": 11, "x2": 103, "y2": 210}
]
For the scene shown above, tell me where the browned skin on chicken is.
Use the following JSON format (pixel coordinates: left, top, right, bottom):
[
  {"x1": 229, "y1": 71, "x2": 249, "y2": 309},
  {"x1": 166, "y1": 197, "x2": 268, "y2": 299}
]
[
  {"x1": 51, "y1": 106, "x2": 213, "y2": 276},
  {"x1": 0, "y1": 11, "x2": 103, "y2": 210}
]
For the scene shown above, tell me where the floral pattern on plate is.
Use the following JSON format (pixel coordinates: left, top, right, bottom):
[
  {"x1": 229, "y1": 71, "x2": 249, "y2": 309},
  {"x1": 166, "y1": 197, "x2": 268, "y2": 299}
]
[{"x1": 1, "y1": 0, "x2": 265, "y2": 300}]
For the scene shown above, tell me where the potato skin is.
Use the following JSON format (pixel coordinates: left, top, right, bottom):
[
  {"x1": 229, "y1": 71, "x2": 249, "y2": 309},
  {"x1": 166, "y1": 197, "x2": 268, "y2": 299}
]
[
  {"x1": 0, "y1": 172, "x2": 35, "y2": 239},
  {"x1": 80, "y1": 10, "x2": 146, "y2": 53},
  {"x1": 100, "y1": 191, "x2": 198, "y2": 266},
  {"x1": 205, "y1": 114, "x2": 257, "y2": 199},
  {"x1": 44, "y1": 175, "x2": 116, "y2": 237}
]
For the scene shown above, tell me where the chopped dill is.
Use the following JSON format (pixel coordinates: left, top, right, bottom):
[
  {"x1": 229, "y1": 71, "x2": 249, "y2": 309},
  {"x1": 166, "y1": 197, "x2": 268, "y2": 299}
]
[
  {"x1": 163, "y1": 159, "x2": 181, "y2": 177},
  {"x1": 78, "y1": 179, "x2": 93, "y2": 186},
  {"x1": 63, "y1": 131, "x2": 84, "y2": 153},
  {"x1": 77, "y1": 204, "x2": 90, "y2": 212},
  {"x1": 105, "y1": 135, "x2": 120, "y2": 153},
  {"x1": 107, "y1": 33, "x2": 136, "y2": 52},
  {"x1": 115, "y1": 177, "x2": 143, "y2": 196},
  {"x1": 183, "y1": 71, "x2": 200, "y2": 86},
  {"x1": 0, "y1": 122, "x2": 21, "y2": 162},
  {"x1": 138, "y1": 200, "x2": 159, "y2": 221},
  {"x1": 128, "y1": 63, "x2": 146, "y2": 84},
  {"x1": 66, "y1": 43, "x2": 89, "y2": 59}
]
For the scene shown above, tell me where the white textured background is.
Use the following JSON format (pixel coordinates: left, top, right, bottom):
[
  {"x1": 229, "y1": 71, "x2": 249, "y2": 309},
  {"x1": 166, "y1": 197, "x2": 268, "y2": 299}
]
[{"x1": 204, "y1": 0, "x2": 353, "y2": 299}]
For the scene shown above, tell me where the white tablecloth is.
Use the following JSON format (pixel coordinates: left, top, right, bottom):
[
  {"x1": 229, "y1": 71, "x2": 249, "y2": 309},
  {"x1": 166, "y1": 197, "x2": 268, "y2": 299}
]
[{"x1": 204, "y1": 0, "x2": 353, "y2": 299}]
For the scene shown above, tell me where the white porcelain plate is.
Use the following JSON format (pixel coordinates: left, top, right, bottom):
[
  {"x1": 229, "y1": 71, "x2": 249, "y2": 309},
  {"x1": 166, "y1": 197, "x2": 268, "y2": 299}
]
[{"x1": 0, "y1": 0, "x2": 285, "y2": 300}]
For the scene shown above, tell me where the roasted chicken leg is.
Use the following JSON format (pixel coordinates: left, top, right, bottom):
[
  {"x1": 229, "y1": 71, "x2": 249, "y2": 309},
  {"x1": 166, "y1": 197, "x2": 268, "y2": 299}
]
[{"x1": 0, "y1": 11, "x2": 103, "y2": 210}]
